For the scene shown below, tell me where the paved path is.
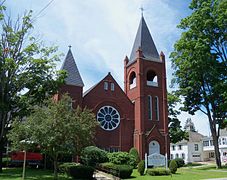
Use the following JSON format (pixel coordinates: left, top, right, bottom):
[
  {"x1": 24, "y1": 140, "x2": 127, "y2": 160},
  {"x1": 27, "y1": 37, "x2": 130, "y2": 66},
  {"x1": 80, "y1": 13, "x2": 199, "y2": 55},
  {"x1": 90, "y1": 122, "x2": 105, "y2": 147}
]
[{"x1": 93, "y1": 170, "x2": 119, "y2": 180}]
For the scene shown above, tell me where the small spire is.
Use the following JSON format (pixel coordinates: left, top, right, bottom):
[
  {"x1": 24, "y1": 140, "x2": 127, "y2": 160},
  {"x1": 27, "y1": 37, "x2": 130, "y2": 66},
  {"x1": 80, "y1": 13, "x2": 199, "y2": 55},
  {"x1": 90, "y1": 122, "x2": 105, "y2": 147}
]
[
  {"x1": 68, "y1": 45, "x2": 72, "y2": 49},
  {"x1": 140, "y1": 6, "x2": 144, "y2": 17}
]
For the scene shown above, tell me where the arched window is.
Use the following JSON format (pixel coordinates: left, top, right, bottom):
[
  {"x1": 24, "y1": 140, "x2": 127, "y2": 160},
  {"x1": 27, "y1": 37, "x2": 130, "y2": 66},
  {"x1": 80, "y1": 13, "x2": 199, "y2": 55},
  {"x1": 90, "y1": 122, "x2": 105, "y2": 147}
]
[
  {"x1": 129, "y1": 71, "x2": 136, "y2": 89},
  {"x1": 147, "y1": 70, "x2": 158, "y2": 87},
  {"x1": 148, "y1": 95, "x2": 152, "y2": 120},
  {"x1": 154, "y1": 96, "x2": 159, "y2": 120},
  {"x1": 182, "y1": 153, "x2": 185, "y2": 159},
  {"x1": 176, "y1": 153, "x2": 179, "y2": 158}
]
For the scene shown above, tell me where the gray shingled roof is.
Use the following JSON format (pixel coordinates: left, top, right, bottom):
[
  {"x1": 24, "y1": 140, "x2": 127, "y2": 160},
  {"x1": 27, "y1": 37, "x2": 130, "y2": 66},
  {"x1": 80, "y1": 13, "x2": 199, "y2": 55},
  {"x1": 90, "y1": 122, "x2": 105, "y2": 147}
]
[
  {"x1": 61, "y1": 49, "x2": 84, "y2": 87},
  {"x1": 129, "y1": 16, "x2": 159, "y2": 62}
]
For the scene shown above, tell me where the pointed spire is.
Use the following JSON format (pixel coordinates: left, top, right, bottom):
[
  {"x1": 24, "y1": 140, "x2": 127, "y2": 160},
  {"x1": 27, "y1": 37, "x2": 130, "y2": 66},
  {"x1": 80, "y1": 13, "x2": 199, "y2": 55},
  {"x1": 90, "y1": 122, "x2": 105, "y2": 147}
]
[
  {"x1": 61, "y1": 47, "x2": 84, "y2": 87},
  {"x1": 129, "y1": 16, "x2": 159, "y2": 62}
]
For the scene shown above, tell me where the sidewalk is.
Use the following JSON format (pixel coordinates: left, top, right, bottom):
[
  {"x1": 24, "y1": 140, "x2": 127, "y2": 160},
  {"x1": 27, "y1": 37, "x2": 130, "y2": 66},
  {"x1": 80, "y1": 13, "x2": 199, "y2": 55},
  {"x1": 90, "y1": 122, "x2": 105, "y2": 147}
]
[{"x1": 93, "y1": 170, "x2": 120, "y2": 180}]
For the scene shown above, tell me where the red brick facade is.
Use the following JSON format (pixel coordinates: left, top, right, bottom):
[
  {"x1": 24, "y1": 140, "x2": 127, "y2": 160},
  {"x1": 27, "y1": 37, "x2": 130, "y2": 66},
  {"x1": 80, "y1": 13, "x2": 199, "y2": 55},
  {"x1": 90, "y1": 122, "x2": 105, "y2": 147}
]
[{"x1": 58, "y1": 16, "x2": 170, "y2": 159}]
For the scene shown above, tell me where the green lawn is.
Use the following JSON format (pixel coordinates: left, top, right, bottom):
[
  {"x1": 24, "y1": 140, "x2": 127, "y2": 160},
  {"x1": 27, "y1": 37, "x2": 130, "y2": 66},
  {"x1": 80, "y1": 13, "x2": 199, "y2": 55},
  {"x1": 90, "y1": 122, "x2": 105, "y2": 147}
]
[
  {"x1": 1, "y1": 166, "x2": 227, "y2": 180},
  {"x1": 0, "y1": 168, "x2": 69, "y2": 180},
  {"x1": 126, "y1": 167, "x2": 227, "y2": 180}
]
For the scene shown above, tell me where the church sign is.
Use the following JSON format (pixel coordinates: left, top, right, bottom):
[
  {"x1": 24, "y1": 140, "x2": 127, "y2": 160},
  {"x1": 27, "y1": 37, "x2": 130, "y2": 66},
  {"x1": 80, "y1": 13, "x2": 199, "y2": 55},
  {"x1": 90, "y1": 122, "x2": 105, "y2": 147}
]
[{"x1": 145, "y1": 153, "x2": 167, "y2": 169}]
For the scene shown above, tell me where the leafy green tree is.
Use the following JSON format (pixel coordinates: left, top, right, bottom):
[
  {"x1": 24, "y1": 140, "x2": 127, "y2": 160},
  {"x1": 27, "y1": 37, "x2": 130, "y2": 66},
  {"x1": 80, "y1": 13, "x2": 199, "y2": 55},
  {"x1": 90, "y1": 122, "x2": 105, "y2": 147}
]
[
  {"x1": 168, "y1": 92, "x2": 188, "y2": 143},
  {"x1": 8, "y1": 95, "x2": 97, "y2": 179},
  {"x1": 0, "y1": 5, "x2": 65, "y2": 171},
  {"x1": 170, "y1": 0, "x2": 227, "y2": 168}
]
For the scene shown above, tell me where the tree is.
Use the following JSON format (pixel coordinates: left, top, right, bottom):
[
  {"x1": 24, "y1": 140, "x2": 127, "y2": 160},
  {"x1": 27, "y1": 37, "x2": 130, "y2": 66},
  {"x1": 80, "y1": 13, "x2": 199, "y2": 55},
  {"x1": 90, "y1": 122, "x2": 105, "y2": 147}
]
[
  {"x1": 8, "y1": 95, "x2": 97, "y2": 180},
  {"x1": 168, "y1": 92, "x2": 188, "y2": 144},
  {"x1": 170, "y1": 0, "x2": 227, "y2": 168},
  {"x1": 0, "y1": 5, "x2": 65, "y2": 171}
]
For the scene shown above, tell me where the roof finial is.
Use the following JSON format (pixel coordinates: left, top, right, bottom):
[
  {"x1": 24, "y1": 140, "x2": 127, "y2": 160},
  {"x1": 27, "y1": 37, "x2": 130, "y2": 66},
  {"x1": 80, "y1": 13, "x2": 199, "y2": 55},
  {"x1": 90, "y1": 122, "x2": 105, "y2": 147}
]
[
  {"x1": 68, "y1": 45, "x2": 72, "y2": 49},
  {"x1": 140, "y1": 6, "x2": 144, "y2": 17}
]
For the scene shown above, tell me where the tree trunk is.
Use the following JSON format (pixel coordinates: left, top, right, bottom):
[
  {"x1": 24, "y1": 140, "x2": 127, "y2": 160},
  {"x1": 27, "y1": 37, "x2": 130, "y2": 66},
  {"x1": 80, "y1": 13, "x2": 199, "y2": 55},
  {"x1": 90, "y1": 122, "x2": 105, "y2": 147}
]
[
  {"x1": 53, "y1": 156, "x2": 58, "y2": 180},
  {"x1": 210, "y1": 123, "x2": 221, "y2": 168},
  {"x1": 0, "y1": 140, "x2": 4, "y2": 173},
  {"x1": 211, "y1": 129, "x2": 222, "y2": 168}
]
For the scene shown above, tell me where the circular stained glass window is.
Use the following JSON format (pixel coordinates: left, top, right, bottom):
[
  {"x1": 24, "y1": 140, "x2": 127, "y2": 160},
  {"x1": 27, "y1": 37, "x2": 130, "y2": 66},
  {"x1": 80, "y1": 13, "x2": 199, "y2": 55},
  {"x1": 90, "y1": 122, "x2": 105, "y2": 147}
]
[{"x1": 97, "y1": 106, "x2": 120, "y2": 131}]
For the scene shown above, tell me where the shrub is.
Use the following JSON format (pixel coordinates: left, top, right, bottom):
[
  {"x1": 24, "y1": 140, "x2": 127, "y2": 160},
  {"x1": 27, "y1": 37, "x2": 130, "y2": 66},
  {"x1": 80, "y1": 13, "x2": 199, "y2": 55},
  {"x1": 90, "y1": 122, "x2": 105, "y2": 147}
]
[
  {"x1": 137, "y1": 160, "x2": 145, "y2": 175},
  {"x1": 59, "y1": 162, "x2": 79, "y2": 176},
  {"x1": 169, "y1": 160, "x2": 177, "y2": 174},
  {"x1": 108, "y1": 152, "x2": 137, "y2": 167},
  {"x1": 186, "y1": 162, "x2": 204, "y2": 167},
  {"x1": 129, "y1": 148, "x2": 140, "y2": 164},
  {"x1": 80, "y1": 146, "x2": 108, "y2": 166},
  {"x1": 67, "y1": 164, "x2": 94, "y2": 179},
  {"x1": 174, "y1": 158, "x2": 185, "y2": 168},
  {"x1": 99, "y1": 162, "x2": 133, "y2": 179},
  {"x1": 146, "y1": 168, "x2": 171, "y2": 176}
]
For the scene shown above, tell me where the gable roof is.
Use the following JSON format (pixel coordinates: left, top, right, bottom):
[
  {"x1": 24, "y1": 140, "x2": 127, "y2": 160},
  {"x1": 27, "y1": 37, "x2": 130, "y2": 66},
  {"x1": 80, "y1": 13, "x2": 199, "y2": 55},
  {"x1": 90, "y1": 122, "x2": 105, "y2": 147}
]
[
  {"x1": 61, "y1": 48, "x2": 84, "y2": 87},
  {"x1": 129, "y1": 16, "x2": 159, "y2": 62},
  {"x1": 83, "y1": 73, "x2": 133, "y2": 106}
]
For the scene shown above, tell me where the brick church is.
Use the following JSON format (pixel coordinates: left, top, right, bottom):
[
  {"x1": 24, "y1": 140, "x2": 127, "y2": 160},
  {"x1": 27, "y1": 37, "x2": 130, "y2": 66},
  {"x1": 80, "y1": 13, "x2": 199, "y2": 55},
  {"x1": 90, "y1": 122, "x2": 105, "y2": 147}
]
[{"x1": 57, "y1": 15, "x2": 169, "y2": 159}]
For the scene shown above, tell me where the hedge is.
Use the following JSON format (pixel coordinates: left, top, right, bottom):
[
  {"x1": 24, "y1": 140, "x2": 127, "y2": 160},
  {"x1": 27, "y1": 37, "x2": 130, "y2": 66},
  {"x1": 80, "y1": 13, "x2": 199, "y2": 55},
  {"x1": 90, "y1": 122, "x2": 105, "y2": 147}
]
[
  {"x1": 80, "y1": 146, "x2": 108, "y2": 166},
  {"x1": 129, "y1": 148, "x2": 140, "y2": 164},
  {"x1": 169, "y1": 160, "x2": 178, "y2": 174},
  {"x1": 137, "y1": 160, "x2": 145, "y2": 175},
  {"x1": 107, "y1": 151, "x2": 137, "y2": 168},
  {"x1": 174, "y1": 158, "x2": 185, "y2": 168},
  {"x1": 146, "y1": 168, "x2": 171, "y2": 176},
  {"x1": 99, "y1": 162, "x2": 133, "y2": 179},
  {"x1": 59, "y1": 163, "x2": 94, "y2": 179}
]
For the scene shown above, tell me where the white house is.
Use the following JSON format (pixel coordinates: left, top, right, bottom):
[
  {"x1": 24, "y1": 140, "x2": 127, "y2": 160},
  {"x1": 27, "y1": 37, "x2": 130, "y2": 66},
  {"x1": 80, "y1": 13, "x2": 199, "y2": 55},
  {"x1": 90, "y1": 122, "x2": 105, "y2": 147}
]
[
  {"x1": 170, "y1": 131, "x2": 205, "y2": 163},
  {"x1": 203, "y1": 129, "x2": 227, "y2": 163}
]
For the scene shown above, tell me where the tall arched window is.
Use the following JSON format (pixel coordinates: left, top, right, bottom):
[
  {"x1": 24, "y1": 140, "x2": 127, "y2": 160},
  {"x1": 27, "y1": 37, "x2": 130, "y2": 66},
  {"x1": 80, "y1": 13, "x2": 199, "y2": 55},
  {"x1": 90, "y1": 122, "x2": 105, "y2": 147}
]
[
  {"x1": 154, "y1": 96, "x2": 159, "y2": 120},
  {"x1": 148, "y1": 95, "x2": 152, "y2": 120},
  {"x1": 129, "y1": 71, "x2": 136, "y2": 89},
  {"x1": 147, "y1": 70, "x2": 158, "y2": 87}
]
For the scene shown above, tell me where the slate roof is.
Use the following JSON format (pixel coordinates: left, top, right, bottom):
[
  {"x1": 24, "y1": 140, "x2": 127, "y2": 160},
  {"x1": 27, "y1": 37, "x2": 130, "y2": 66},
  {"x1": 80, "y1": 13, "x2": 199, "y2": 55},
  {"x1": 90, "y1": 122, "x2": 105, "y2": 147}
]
[
  {"x1": 129, "y1": 16, "x2": 159, "y2": 62},
  {"x1": 173, "y1": 131, "x2": 205, "y2": 144},
  {"x1": 61, "y1": 48, "x2": 84, "y2": 87}
]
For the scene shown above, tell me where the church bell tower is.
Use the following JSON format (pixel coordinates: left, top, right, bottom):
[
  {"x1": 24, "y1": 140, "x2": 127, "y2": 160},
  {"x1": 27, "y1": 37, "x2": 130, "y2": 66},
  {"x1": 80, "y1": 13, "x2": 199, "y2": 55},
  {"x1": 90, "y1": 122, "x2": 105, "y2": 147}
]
[{"x1": 124, "y1": 15, "x2": 169, "y2": 159}]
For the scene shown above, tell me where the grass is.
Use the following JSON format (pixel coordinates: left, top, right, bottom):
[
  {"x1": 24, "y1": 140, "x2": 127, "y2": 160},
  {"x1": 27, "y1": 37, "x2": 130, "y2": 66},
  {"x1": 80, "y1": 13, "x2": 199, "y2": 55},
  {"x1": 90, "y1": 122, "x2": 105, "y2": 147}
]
[
  {"x1": 0, "y1": 168, "x2": 69, "y2": 180},
  {"x1": 1, "y1": 165, "x2": 227, "y2": 180},
  {"x1": 126, "y1": 166, "x2": 227, "y2": 180}
]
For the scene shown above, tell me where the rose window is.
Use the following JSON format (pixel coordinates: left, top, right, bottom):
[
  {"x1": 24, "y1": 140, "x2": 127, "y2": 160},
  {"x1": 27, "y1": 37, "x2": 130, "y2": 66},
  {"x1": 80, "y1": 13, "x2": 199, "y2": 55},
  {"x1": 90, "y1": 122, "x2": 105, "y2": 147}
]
[{"x1": 97, "y1": 106, "x2": 120, "y2": 131}]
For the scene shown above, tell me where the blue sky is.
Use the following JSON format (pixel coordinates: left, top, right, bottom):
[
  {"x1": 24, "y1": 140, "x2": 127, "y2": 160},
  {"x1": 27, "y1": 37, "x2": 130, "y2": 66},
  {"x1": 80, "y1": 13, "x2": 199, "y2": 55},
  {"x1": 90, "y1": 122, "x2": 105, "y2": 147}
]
[{"x1": 6, "y1": 0, "x2": 210, "y2": 136}]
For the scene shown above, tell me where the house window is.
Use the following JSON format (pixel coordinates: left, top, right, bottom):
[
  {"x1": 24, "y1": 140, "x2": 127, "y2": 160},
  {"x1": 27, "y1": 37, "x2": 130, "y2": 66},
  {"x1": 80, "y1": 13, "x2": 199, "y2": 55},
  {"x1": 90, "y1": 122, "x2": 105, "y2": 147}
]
[
  {"x1": 104, "y1": 82, "x2": 108, "y2": 90},
  {"x1": 176, "y1": 153, "x2": 179, "y2": 158},
  {"x1": 182, "y1": 153, "x2": 185, "y2": 159},
  {"x1": 148, "y1": 95, "x2": 152, "y2": 120},
  {"x1": 170, "y1": 154, "x2": 173, "y2": 160},
  {"x1": 203, "y1": 140, "x2": 209, "y2": 146},
  {"x1": 222, "y1": 138, "x2": 227, "y2": 145},
  {"x1": 111, "y1": 83, "x2": 114, "y2": 91},
  {"x1": 194, "y1": 144, "x2": 199, "y2": 151},
  {"x1": 172, "y1": 145, "x2": 175, "y2": 151},
  {"x1": 210, "y1": 140, "x2": 213, "y2": 146},
  {"x1": 192, "y1": 154, "x2": 200, "y2": 157},
  {"x1": 178, "y1": 145, "x2": 182, "y2": 150},
  {"x1": 209, "y1": 152, "x2": 214, "y2": 158},
  {"x1": 154, "y1": 96, "x2": 159, "y2": 120}
]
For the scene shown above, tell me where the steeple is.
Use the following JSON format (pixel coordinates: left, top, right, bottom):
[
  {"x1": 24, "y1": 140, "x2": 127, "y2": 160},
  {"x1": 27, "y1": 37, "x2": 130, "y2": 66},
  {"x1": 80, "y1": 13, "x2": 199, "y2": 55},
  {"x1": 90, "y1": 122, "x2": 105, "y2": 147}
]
[
  {"x1": 129, "y1": 16, "x2": 159, "y2": 62},
  {"x1": 61, "y1": 47, "x2": 84, "y2": 87}
]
